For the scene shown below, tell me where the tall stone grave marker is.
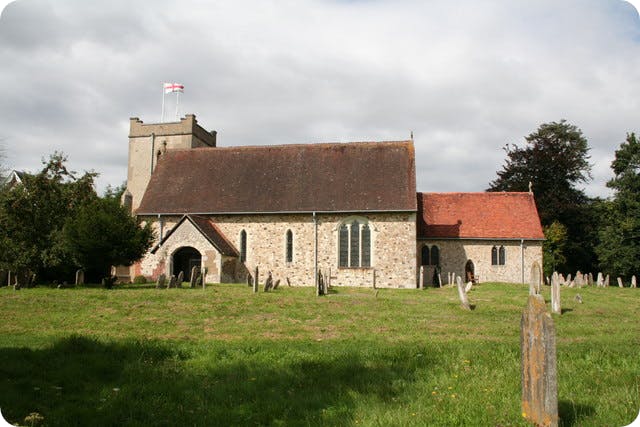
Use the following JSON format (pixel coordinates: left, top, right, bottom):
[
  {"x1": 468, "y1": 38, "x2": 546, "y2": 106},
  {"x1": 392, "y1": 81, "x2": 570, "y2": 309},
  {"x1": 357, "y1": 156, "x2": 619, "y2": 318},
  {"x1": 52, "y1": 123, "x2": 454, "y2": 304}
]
[
  {"x1": 604, "y1": 275, "x2": 610, "y2": 287},
  {"x1": 419, "y1": 266, "x2": 424, "y2": 290},
  {"x1": 551, "y1": 274, "x2": 561, "y2": 315},
  {"x1": 456, "y1": 276, "x2": 471, "y2": 311},
  {"x1": 176, "y1": 271, "x2": 184, "y2": 288},
  {"x1": 190, "y1": 266, "x2": 199, "y2": 288},
  {"x1": 617, "y1": 277, "x2": 624, "y2": 288},
  {"x1": 632, "y1": 275, "x2": 637, "y2": 288},
  {"x1": 75, "y1": 269, "x2": 84, "y2": 286},
  {"x1": 253, "y1": 266, "x2": 259, "y2": 293},
  {"x1": 156, "y1": 274, "x2": 166, "y2": 289},
  {"x1": 530, "y1": 261, "x2": 542, "y2": 296},
  {"x1": 597, "y1": 272, "x2": 604, "y2": 287},
  {"x1": 521, "y1": 295, "x2": 558, "y2": 427}
]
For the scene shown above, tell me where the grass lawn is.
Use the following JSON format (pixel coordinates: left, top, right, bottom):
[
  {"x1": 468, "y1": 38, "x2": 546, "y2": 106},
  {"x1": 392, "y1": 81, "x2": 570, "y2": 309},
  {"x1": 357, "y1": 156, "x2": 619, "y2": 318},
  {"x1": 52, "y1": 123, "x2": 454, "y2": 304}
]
[{"x1": 0, "y1": 282, "x2": 638, "y2": 426}]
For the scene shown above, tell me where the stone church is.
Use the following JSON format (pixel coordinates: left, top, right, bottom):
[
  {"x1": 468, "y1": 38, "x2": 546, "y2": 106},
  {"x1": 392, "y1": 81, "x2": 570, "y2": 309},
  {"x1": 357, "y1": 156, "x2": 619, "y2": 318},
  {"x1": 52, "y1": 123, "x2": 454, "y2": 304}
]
[{"x1": 122, "y1": 114, "x2": 544, "y2": 288}]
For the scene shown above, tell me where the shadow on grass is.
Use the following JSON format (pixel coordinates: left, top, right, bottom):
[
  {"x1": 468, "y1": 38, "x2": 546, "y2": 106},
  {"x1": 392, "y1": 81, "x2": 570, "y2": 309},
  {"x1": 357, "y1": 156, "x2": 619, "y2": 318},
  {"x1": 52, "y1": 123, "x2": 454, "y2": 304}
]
[
  {"x1": 0, "y1": 336, "x2": 419, "y2": 426},
  {"x1": 559, "y1": 400, "x2": 595, "y2": 426}
]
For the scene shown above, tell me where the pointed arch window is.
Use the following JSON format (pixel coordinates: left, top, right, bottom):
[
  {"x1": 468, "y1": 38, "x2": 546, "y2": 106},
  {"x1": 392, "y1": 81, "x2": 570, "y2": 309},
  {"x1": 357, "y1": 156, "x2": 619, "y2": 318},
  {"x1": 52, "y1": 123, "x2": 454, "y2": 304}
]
[
  {"x1": 286, "y1": 230, "x2": 293, "y2": 263},
  {"x1": 498, "y1": 246, "x2": 506, "y2": 265},
  {"x1": 430, "y1": 245, "x2": 440, "y2": 266},
  {"x1": 338, "y1": 218, "x2": 372, "y2": 268},
  {"x1": 491, "y1": 246, "x2": 498, "y2": 265},
  {"x1": 240, "y1": 230, "x2": 247, "y2": 263},
  {"x1": 421, "y1": 245, "x2": 430, "y2": 266}
]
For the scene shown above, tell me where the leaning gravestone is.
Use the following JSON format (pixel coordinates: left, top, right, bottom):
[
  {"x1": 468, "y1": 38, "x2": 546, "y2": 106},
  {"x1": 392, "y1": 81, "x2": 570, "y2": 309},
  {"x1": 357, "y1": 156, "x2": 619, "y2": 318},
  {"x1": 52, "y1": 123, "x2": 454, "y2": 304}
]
[
  {"x1": 632, "y1": 276, "x2": 637, "y2": 289},
  {"x1": 156, "y1": 274, "x2": 166, "y2": 289},
  {"x1": 604, "y1": 275, "x2": 610, "y2": 287},
  {"x1": 521, "y1": 294, "x2": 558, "y2": 427},
  {"x1": 273, "y1": 279, "x2": 281, "y2": 290},
  {"x1": 530, "y1": 261, "x2": 542, "y2": 296},
  {"x1": 190, "y1": 266, "x2": 198, "y2": 288},
  {"x1": 456, "y1": 277, "x2": 471, "y2": 311},
  {"x1": 264, "y1": 271, "x2": 273, "y2": 292},
  {"x1": 464, "y1": 281, "x2": 473, "y2": 293},
  {"x1": 551, "y1": 275, "x2": 561, "y2": 315},
  {"x1": 75, "y1": 269, "x2": 84, "y2": 286},
  {"x1": 617, "y1": 277, "x2": 624, "y2": 288},
  {"x1": 176, "y1": 271, "x2": 184, "y2": 288}
]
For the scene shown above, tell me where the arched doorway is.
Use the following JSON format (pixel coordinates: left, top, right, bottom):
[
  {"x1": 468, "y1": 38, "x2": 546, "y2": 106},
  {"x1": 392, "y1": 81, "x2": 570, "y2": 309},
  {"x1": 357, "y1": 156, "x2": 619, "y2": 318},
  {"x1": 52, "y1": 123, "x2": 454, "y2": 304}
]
[
  {"x1": 465, "y1": 260, "x2": 475, "y2": 283},
  {"x1": 172, "y1": 247, "x2": 201, "y2": 282}
]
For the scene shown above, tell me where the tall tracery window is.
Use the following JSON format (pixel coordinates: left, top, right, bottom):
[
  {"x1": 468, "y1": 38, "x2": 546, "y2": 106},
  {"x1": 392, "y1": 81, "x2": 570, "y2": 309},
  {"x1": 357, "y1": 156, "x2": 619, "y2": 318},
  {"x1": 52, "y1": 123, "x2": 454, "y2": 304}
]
[
  {"x1": 421, "y1": 245, "x2": 430, "y2": 266},
  {"x1": 491, "y1": 245, "x2": 506, "y2": 266},
  {"x1": 430, "y1": 245, "x2": 440, "y2": 266},
  {"x1": 339, "y1": 219, "x2": 371, "y2": 268},
  {"x1": 240, "y1": 230, "x2": 247, "y2": 262},
  {"x1": 286, "y1": 230, "x2": 293, "y2": 263}
]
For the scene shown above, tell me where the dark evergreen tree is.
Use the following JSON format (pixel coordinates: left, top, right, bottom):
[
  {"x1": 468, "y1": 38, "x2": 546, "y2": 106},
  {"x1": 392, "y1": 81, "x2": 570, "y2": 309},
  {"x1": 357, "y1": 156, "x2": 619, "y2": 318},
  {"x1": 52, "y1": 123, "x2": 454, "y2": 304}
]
[
  {"x1": 596, "y1": 133, "x2": 640, "y2": 278},
  {"x1": 488, "y1": 121, "x2": 597, "y2": 272}
]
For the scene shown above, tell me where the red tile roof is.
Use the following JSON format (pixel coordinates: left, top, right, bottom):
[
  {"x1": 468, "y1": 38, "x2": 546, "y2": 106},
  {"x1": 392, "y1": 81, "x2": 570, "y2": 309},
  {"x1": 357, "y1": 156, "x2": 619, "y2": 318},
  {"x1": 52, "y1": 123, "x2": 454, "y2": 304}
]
[
  {"x1": 417, "y1": 192, "x2": 544, "y2": 240},
  {"x1": 137, "y1": 141, "x2": 416, "y2": 214}
]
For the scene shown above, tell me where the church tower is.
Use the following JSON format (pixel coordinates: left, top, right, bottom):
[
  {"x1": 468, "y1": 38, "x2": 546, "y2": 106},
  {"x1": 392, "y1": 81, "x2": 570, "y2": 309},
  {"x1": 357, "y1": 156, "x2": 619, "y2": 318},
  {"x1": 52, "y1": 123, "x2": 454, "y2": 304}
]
[{"x1": 125, "y1": 114, "x2": 217, "y2": 212}]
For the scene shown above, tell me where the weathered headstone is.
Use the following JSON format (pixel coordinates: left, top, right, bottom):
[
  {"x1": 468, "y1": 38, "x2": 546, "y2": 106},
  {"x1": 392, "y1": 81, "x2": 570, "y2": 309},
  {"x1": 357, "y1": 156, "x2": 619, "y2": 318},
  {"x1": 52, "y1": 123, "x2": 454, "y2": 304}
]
[
  {"x1": 632, "y1": 275, "x2": 637, "y2": 288},
  {"x1": 273, "y1": 279, "x2": 281, "y2": 290},
  {"x1": 75, "y1": 269, "x2": 84, "y2": 286},
  {"x1": 456, "y1": 277, "x2": 471, "y2": 311},
  {"x1": 521, "y1": 295, "x2": 558, "y2": 427},
  {"x1": 176, "y1": 271, "x2": 184, "y2": 288},
  {"x1": 190, "y1": 266, "x2": 199, "y2": 288},
  {"x1": 201, "y1": 267, "x2": 207, "y2": 289},
  {"x1": 253, "y1": 266, "x2": 259, "y2": 293},
  {"x1": 566, "y1": 274, "x2": 572, "y2": 285},
  {"x1": 246, "y1": 274, "x2": 253, "y2": 287},
  {"x1": 588, "y1": 272, "x2": 593, "y2": 286},
  {"x1": 597, "y1": 272, "x2": 604, "y2": 287},
  {"x1": 604, "y1": 275, "x2": 610, "y2": 287},
  {"x1": 286, "y1": 277, "x2": 291, "y2": 287},
  {"x1": 264, "y1": 271, "x2": 273, "y2": 292},
  {"x1": 419, "y1": 266, "x2": 424, "y2": 290},
  {"x1": 568, "y1": 280, "x2": 575, "y2": 288},
  {"x1": 575, "y1": 271, "x2": 583, "y2": 287},
  {"x1": 551, "y1": 275, "x2": 561, "y2": 315},
  {"x1": 617, "y1": 277, "x2": 624, "y2": 288},
  {"x1": 168, "y1": 275, "x2": 176, "y2": 288},
  {"x1": 574, "y1": 294, "x2": 583, "y2": 304},
  {"x1": 558, "y1": 274, "x2": 565, "y2": 286},
  {"x1": 529, "y1": 261, "x2": 542, "y2": 296},
  {"x1": 156, "y1": 274, "x2": 166, "y2": 289},
  {"x1": 438, "y1": 273, "x2": 443, "y2": 288},
  {"x1": 551, "y1": 272, "x2": 558, "y2": 287}
]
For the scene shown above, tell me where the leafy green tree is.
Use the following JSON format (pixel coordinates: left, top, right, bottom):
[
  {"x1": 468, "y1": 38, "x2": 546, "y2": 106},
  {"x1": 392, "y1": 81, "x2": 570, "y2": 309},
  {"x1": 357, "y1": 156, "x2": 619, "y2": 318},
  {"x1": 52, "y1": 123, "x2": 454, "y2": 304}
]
[
  {"x1": 596, "y1": 133, "x2": 640, "y2": 278},
  {"x1": 488, "y1": 120, "x2": 597, "y2": 272},
  {"x1": 62, "y1": 196, "x2": 154, "y2": 282},
  {"x1": 542, "y1": 221, "x2": 567, "y2": 276},
  {"x1": 0, "y1": 152, "x2": 96, "y2": 282}
]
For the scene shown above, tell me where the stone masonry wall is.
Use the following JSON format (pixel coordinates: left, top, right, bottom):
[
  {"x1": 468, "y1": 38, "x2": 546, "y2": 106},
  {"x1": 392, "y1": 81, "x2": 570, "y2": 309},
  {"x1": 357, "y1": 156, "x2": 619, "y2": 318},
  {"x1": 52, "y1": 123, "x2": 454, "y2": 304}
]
[{"x1": 417, "y1": 239, "x2": 543, "y2": 285}]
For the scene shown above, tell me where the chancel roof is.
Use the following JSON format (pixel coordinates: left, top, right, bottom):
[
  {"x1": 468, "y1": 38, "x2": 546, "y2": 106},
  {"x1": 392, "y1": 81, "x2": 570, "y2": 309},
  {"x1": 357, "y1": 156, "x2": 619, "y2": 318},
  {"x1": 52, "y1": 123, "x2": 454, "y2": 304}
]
[
  {"x1": 417, "y1": 192, "x2": 544, "y2": 240},
  {"x1": 137, "y1": 141, "x2": 416, "y2": 214},
  {"x1": 150, "y1": 215, "x2": 239, "y2": 256}
]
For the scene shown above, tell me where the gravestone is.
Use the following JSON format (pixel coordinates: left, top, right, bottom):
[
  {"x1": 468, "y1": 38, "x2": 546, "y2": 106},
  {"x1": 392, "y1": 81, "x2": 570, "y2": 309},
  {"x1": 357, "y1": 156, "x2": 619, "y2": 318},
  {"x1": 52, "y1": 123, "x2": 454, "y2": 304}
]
[
  {"x1": 456, "y1": 277, "x2": 471, "y2": 311},
  {"x1": 566, "y1": 274, "x2": 572, "y2": 285},
  {"x1": 588, "y1": 273, "x2": 593, "y2": 286},
  {"x1": 201, "y1": 267, "x2": 207, "y2": 289},
  {"x1": 632, "y1": 276, "x2": 637, "y2": 288},
  {"x1": 264, "y1": 271, "x2": 273, "y2": 292},
  {"x1": 190, "y1": 266, "x2": 198, "y2": 288},
  {"x1": 168, "y1": 275, "x2": 176, "y2": 289},
  {"x1": 521, "y1": 294, "x2": 558, "y2": 427},
  {"x1": 176, "y1": 271, "x2": 184, "y2": 288},
  {"x1": 156, "y1": 274, "x2": 166, "y2": 289},
  {"x1": 597, "y1": 272, "x2": 604, "y2": 287},
  {"x1": 438, "y1": 273, "x2": 443, "y2": 288},
  {"x1": 253, "y1": 266, "x2": 259, "y2": 293},
  {"x1": 273, "y1": 279, "x2": 281, "y2": 290},
  {"x1": 617, "y1": 277, "x2": 624, "y2": 288},
  {"x1": 552, "y1": 271, "x2": 559, "y2": 287},
  {"x1": 575, "y1": 271, "x2": 583, "y2": 287},
  {"x1": 574, "y1": 294, "x2": 583, "y2": 304},
  {"x1": 604, "y1": 275, "x2": 610, "y2": 287},
  {"x1": 464, "y1": 281, "x2": 473, "y2": 293},
  {"x1": 558, "y1": 274, "x2": 565, "y2": 286},
  {"x1": 529, "y1": 261, "x2": 542, "y2": 296},
  {"x1": 419, "y1": 266, "x2": 424, "y2": 289},
  {"x1": 551, "y1": 275, "x2": 561, "y2": 315},
  {"x1": 286, "y1": 277, "x2": 291, "y2": 287},
  {"x1": 246, "y1": 274, "x2": 253, "y2": 287},
  {"x1": 75, "y1": 269, "x2": 84, "y2": 286}
]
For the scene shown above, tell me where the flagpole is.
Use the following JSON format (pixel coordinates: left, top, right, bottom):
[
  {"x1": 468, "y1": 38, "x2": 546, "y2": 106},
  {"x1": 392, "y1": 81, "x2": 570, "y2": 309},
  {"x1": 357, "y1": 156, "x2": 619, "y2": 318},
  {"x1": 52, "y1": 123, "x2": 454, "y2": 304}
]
[
  {"x1": 161, "y1": 84, "x2": 166, "y2": 123},
  {"x1": 175, "y1": 90, "x2": 180, "y2": 121}
]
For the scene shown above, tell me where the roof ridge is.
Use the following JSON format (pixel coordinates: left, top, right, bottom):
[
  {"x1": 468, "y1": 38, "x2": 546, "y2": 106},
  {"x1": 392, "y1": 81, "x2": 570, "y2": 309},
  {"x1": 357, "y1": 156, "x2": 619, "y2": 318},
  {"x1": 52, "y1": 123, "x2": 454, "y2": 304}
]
[{"x1": 162, "y1": 140, "x2": 413, "y2": 153}]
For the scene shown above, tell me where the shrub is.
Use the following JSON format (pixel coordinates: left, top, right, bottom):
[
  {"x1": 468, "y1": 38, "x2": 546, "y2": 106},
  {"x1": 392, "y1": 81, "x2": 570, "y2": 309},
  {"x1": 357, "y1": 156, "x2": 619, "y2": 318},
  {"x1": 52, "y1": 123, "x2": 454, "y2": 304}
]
[{"x1": 133, "y1": 275, "x2": 148, "y2": 285}]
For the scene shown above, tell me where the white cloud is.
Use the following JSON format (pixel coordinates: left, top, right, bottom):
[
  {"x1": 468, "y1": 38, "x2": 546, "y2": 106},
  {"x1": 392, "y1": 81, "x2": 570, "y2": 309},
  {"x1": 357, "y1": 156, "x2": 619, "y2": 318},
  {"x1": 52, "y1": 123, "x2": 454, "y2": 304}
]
[{"x1": 0, "y1": 0, "x2": 639, "y2": 197}]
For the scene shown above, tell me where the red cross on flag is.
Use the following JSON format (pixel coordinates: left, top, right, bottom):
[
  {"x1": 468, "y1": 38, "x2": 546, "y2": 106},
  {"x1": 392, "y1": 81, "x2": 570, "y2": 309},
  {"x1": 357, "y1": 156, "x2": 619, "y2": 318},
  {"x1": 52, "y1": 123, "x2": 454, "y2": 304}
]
[{"x1": 163, "y1": 83, "x2": 184, "y2": 94}]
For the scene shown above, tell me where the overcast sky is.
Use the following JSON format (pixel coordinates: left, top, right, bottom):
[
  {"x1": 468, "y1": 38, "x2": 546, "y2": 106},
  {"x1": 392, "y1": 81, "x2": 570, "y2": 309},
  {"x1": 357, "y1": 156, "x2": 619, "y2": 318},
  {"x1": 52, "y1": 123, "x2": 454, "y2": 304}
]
[{"x1": 0, "y1": 0, "x2": 638, "y2": 198}]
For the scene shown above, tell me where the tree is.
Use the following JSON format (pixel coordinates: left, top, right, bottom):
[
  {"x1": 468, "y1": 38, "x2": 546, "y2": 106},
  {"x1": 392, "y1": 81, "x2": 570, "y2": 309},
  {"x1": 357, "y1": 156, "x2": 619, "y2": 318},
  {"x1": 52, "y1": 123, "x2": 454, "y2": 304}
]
[
  {"x1": 543, "y1": 221, "x2": 567, "y2": 276},
  {"x1": 0, "y1": 152, "x2": 96, "y2": 282},
  {"x1": 488, "y1": 120, "x2": 597, "y2": 272},
  {"x1": 596, "y1": 133, "x2": 640, "y2": 278},
  {"x1": 61, "y1": 196, "x2": 154, "y2": 282}
]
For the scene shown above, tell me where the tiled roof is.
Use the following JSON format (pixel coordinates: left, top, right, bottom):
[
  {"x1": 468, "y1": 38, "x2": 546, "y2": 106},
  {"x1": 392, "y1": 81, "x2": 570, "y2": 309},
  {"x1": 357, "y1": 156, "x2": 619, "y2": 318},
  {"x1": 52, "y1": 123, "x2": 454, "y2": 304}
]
[
  {"x1": 137, "y1": 141, "x2": 416, "y2": 214},
  {"x1": 417, "y1": 192, "x2": 544, "y2": 240},
  {"x1": 150, "y1": 215, "x2": 239, "y2": 256}
]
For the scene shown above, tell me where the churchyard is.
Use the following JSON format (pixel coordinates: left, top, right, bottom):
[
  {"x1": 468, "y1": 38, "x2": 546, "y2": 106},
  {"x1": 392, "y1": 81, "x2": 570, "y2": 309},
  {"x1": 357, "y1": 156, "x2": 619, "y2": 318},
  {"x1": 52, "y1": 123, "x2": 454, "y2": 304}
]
[{"x1": 0, "y1": 282, "x2": 637, "y2": 426}]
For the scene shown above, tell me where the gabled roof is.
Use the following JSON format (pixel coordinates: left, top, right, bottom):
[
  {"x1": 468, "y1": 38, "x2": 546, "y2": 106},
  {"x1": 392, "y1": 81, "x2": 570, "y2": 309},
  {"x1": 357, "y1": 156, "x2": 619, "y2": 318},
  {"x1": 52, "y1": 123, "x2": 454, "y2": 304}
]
[
  {"x1": 2, "y1": 170, "x2": 28, "y2": 188},
  {"x1": 150, "y1": 215, "x2": 239, "y2": 256},
  {"x1": 417, "y1": 192, "x2": 544, "y2": 240},
  {"x1": 137, "y1": 141, "x2": 416, "y2": 214}
]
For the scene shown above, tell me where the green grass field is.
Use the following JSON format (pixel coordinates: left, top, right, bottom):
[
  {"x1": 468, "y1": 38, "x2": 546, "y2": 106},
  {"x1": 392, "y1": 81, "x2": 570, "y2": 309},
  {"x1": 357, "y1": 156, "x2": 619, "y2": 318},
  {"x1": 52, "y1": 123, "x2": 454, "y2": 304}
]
[{"x1": 0, "y1": 282, "x2": 638, "y2": 426}]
